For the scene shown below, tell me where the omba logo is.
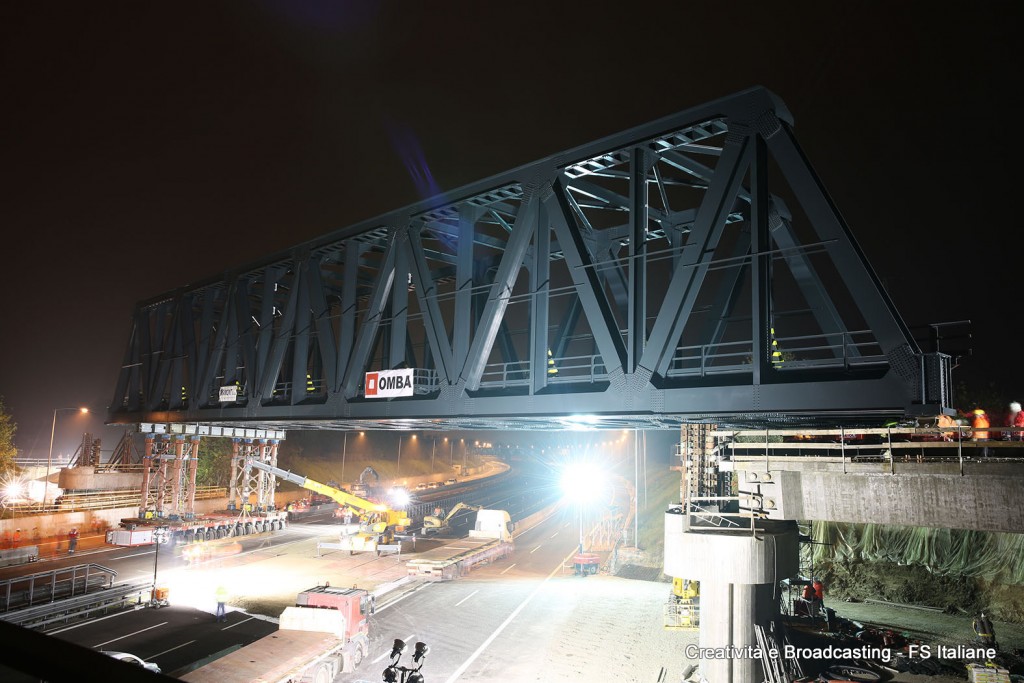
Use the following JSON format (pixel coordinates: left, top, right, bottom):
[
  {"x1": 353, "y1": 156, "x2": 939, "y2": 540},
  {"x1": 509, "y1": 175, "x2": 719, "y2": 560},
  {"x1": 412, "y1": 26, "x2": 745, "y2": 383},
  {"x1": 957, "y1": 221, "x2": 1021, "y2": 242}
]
[{"x1": 364, "y1": 369, "x2": 414, "y2": 398}]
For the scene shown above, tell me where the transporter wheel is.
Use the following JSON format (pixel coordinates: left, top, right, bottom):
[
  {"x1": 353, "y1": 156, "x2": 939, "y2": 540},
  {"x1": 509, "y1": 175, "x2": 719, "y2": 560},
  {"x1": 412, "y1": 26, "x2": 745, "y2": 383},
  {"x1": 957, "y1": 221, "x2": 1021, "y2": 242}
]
[
  {"x1": 300, "y1": 661, "x2": 331, "y2": 683},
  {"x1": 353, "y1": 645, "x2": 363, "y2": 667}
]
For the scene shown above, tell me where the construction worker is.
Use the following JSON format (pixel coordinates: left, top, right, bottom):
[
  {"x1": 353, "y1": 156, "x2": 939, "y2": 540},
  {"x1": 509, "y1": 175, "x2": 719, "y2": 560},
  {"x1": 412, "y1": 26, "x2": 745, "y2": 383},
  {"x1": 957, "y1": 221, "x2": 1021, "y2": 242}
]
[
  {"x1": 973, "y1": 612, "x2": 996, "y2": 648},
  {"x1": 972, "y1": 409, "x2": 991, "y2": 457},
  {"x1": 801, "y1": 583, "x2": 817, "y2": 617},
  {"x1": 1004, "y1": 402, "x2": 1024, "y2": 441},
  {"x1": 937, "y1": 413, "x2": 957, "y2": 441},
  {"x1": 215, "y1": 585, "x2": 229, "y2": 622},
  {"x1": 770, "y1": 327, "x2": 785, "y2": 367},
  {"x1": 13, "y1": 529, "x2": 21, "y2": 548},
  {"x1": 68, "y1": 528, "x2": 79, "y2": 554}
]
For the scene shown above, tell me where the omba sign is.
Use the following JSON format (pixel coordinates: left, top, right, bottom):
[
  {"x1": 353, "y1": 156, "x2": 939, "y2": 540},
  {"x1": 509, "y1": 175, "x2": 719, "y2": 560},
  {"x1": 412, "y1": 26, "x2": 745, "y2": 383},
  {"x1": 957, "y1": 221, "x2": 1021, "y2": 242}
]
[{"x1": 365, "y1": 369, "x2": 415, "y2": 398}]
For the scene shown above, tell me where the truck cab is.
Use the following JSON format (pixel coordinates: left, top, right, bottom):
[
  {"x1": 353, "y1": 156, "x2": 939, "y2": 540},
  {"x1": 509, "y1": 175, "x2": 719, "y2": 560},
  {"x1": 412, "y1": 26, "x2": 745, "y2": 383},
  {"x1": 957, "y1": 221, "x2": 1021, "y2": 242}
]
[{"x1": 468, "y1": 509, "x2": 514, "y2": 543}]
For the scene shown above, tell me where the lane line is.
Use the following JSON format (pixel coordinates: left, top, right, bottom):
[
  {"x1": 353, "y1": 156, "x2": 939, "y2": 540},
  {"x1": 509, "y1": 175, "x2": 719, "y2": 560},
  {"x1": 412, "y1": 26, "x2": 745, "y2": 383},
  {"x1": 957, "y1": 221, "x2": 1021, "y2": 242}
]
[
  {"x1": 149, "y1": 639, "x2": 196, "y2": 659},
  {"x1": 373, "y1": 633, "x2": 415, "y2": 664},
  {"x1": 444, "y1": 547, "x2": 579, "y2": 683},
  {"x1": 454, "y1": 590, "x2": 479, "y2": 607},
  {"x1": 94, "y1": 621, "x2": 168, "y2": 649},
  {"x1": 549, "y1": 532, "x2": 559, "y2": 539},
  {"x1": 47, "y1": 606, "x2": 142, "y2": 634},
  {"x1": 377, "y1": 582, "x2": 432, "y2": 613},
  {"x1": 530, "y1": 545, "x2": 542, "y2": 554},
  {"x1": 222, "y1": 616, "x2": 255, "y2": 630},
  {"x1": 114, "y1": 550, "x2": 156, "y2": 559},
  {"x1": 499, "y1": 563, "x2": 517, "y2": 575}
]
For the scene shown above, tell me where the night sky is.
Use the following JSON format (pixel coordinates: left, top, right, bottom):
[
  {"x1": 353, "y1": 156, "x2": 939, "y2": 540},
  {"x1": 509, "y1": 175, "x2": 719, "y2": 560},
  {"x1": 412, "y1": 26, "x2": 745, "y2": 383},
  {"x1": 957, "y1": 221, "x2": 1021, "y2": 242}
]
[{"x1": 2, "y1": 3, "x2": 1020, "y2": 459}]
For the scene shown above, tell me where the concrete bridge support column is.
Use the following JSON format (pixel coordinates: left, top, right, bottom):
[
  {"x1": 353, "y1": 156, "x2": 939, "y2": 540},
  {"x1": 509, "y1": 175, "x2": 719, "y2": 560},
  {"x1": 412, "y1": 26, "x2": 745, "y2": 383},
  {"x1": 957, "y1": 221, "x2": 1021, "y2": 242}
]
[{"x1": 665, "y1": 512, "x2": 799, "y2": 683}]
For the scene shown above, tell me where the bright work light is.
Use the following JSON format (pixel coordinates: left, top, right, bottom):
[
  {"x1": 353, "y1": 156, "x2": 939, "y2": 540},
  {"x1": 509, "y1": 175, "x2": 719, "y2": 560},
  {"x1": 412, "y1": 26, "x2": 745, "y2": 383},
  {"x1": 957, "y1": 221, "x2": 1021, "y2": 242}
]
[{"x1": 560, "y1": 462, "x2": 606, "y2": 503}]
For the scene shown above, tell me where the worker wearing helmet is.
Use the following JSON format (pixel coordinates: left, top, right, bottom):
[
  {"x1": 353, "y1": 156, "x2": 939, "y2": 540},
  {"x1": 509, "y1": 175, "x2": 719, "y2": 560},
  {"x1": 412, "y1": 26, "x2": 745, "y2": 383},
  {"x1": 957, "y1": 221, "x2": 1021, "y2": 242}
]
[
  {"x1": 1005, "y1": 402, "x2": 1024, "y2": 441},
  {"x1": 972, "y1": 409, "x2": 990, "y2": 457}
]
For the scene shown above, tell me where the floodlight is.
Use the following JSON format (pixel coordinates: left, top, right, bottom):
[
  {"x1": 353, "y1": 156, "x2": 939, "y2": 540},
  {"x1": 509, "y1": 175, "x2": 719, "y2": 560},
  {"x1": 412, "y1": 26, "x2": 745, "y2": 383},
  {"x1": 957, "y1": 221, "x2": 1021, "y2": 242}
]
[
  {"x1": 560, "y1": 462, "x2": 606, "y2": 503},
  {"x1": 407, "y1": 673, "x2": 425, "y2": 683},
  {"x1": 389, "y1": 488, "x2": 411, "y2": 506},
  {"x1": 383, "y1": 666, "x2": 399, "y2": 682},
  {"x1": 413, "y1": 641, "x2": 429, "y2": 663},
  {"x1": 390, "y1": 638, "x2": 407, "y2": 658}
]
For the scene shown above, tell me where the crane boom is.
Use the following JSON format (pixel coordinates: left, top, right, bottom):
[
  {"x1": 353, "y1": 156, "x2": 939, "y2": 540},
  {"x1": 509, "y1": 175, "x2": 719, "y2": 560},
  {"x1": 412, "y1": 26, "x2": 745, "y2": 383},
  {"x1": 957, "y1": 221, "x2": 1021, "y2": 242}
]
[{"x1": 246, "y1": 459, "x2": 387, "y2": 513}]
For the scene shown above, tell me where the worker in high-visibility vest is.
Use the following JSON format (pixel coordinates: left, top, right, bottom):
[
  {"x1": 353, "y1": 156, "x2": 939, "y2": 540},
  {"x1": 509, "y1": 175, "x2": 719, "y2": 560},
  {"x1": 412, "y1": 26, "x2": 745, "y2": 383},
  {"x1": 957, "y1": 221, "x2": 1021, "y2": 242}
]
[
  {"x1": 972, "y1": 409, "x2": 990, "y2": 457},
  {"x1": 547, "y1": 349, "x2": 558, "y2": 376},
  {"x1": 973, "y1": 612, "x2": 996, "y2": 647},
  {"x1": 770, "y1": 328, "x2": 784, "y2": 367}
]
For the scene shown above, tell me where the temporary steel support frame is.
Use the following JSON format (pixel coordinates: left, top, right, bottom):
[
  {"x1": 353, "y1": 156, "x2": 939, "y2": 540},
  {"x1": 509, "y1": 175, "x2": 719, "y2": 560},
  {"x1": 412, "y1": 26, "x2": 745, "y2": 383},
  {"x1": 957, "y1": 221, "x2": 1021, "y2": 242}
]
[{"x1": 109, "y1": 87, "x2": 949, "y2": 432}]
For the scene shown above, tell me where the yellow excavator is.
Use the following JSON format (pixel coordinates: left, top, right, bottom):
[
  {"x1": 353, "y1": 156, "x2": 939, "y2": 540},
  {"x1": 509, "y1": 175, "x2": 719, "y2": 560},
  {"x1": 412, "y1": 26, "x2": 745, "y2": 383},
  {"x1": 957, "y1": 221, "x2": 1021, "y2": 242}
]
[
  {"x1": 246, "y1": 459, "x2": 410, "y2": 553},
  {"x1": 422, "y1": 502, "x2": 481, "y2": 535}
]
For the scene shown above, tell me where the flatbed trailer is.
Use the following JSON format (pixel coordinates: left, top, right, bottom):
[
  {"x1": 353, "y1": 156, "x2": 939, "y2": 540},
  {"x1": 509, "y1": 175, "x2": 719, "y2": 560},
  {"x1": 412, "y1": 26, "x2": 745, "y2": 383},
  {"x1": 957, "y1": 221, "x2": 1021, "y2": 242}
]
[
  {"x1": 405, "y1": 536, "x2": 513, "y2": 580},
  {"x1": 182, "y1": 587, "x2": 369, "y2": 683},
  {"x1": 182, "y1": 629, "x2": 345, "y2": 683}
]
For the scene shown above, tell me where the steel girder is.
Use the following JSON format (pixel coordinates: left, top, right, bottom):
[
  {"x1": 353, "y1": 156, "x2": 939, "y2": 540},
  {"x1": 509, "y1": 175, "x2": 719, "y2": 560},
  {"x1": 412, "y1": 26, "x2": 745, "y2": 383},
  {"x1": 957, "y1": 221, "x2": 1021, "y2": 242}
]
[{"x1": 108, "y1": 87, "x2": 949, "y2": 432}]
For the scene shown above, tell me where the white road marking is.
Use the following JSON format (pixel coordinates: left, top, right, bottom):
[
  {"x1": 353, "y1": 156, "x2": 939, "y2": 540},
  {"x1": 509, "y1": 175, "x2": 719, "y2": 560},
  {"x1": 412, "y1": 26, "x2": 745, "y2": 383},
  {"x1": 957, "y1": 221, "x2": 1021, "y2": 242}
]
[
  {"x1": 149, "y1": 639, "x2": 196, "y2": 659},
  {"x1": 377, "y1": 582, "x2": 432, "y2": 613},
  {"x1": 373, "y1": 633, "x2": 415, "y2": 663},
  {"x1": 94, "y1": 621, "x2": 168, "y2": 648},
  {"x1": 454, "y1": 589, "x2": 479, "y2": 607},
  {"x1": 530, "y1": 545, "x2": 542, "y2": 553},
  {"x1": 222, "y1": 616, "x2": 255, "y2": 630},
  {"x1": 549, "y1": 532, "x2": 559, "y2": 538},
  {"x1": 115, "y1": 550, "x2": 156, "y2": 559},
  {"x1": 47, "y1": 606, "x2": 142, "y2": 634},
  {"x1": 499, "y1": 563, "x2": 517, "y2": 575},
  {"x1": 445, "y1": 548, "x2": 579, "y2": 683},
  {"x1": 447, "y1": 546, "x2": 470, "y2": 550}
]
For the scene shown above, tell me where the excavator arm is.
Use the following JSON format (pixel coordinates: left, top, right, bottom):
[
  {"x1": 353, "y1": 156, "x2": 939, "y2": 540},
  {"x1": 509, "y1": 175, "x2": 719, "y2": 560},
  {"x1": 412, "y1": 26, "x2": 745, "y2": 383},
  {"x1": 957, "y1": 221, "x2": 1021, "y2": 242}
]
[
  {"x1": 246, "y1": 459, "x2": 387, "y2": 514},
  {"x1": 444, "y1": 502, "x2": 481, "y2": 524}
]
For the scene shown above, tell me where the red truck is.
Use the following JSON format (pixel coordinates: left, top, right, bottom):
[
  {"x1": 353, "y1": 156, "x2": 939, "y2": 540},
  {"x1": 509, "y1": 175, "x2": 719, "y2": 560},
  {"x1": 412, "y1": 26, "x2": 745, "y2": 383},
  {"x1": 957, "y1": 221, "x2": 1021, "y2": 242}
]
[{"x1": 181, "y1": 586, "x2": 371, "y2": 683}]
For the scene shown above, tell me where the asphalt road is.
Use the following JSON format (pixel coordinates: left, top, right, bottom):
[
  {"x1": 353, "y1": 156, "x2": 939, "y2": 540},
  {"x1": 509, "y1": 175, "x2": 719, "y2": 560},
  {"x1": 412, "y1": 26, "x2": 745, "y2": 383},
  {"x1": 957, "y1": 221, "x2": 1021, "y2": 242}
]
[
  {"x1": 48, "y1": 603, "x2": 279, "y2": 676},
  {"x1": 339, "y1": 505, "x2": 583, "y2": 683}
]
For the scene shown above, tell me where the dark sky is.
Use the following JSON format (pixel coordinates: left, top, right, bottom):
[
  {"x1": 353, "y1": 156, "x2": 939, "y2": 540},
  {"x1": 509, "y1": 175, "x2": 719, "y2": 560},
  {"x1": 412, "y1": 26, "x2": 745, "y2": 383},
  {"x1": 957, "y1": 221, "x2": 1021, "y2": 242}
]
[{"x1": 1, "y1": 3, "x2": 1020, "y2": 459}]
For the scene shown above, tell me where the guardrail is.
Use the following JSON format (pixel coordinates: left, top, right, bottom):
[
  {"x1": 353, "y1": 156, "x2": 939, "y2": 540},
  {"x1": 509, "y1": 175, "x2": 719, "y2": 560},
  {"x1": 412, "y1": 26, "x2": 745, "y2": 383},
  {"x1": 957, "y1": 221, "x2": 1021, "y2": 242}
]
[
  {"x1": 715, "y1": 426, "x2": 1024, "y2": 475},
  {"x1": 0, "y1": 563, "x2": 117, "y2": 612},
  {"x1": 3, "y1": 579, "x2": 152, "y2": 630}
]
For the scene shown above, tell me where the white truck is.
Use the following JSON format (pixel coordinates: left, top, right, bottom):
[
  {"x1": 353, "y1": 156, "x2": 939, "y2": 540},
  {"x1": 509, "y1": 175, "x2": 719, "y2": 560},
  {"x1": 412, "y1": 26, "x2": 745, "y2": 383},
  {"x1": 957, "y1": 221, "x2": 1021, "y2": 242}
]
[
  {"x1": 406, "y1": 509, "x2": 515, "y2": 580},
  {"x1": 181, "y1": 586, "x2": 370, "y2": 683}
]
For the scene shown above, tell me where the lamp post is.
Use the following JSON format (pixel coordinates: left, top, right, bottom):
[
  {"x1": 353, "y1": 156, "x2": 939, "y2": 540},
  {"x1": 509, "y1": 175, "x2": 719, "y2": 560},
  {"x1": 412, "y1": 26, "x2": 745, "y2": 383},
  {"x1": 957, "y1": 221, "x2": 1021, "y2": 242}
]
[
  {"x1": 560, "y1": 462, "x2": 605, "y2": 555},
  {"x1": 150, "y1": 526, "x2": 169, "y2": 607},
  {"x1": 45, "y1": 407, "x2": 88, "y2": 505},
  {"x1": 397, "y1": 435, "x2": 402, "y2": 477}
]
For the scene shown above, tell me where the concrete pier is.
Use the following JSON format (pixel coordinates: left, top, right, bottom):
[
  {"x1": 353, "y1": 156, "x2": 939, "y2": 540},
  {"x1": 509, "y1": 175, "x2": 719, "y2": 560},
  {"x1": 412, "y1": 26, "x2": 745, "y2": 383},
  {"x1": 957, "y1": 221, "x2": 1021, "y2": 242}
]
[{"x1": 664, "y1": 512, "x2": 799, "y2": 682}]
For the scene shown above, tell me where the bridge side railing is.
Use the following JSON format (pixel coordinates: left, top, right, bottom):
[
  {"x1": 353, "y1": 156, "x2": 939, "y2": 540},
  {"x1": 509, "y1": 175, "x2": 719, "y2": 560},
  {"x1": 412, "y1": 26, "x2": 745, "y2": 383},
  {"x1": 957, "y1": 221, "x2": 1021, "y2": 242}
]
[
  {"x1": 666, "y1": 330, "x2": 888, "y2": 378},
  {"x1": 717, "y1": 426, "x2": 1024, "y2": 476}
]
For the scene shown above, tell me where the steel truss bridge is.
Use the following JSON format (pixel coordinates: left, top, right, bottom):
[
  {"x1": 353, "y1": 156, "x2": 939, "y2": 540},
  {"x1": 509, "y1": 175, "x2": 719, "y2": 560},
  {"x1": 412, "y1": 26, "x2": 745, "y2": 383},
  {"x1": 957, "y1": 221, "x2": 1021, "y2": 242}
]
[{"x1": 109, "y1": 87, "x2": 949, "y2": 432}]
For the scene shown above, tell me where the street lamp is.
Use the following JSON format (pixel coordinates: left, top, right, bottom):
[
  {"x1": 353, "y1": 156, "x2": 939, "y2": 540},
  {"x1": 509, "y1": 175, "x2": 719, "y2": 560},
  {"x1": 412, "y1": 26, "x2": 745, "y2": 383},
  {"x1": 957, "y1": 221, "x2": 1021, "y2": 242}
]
[
  {"x1": 45, "y1": 407, "x2": 88, "y2": 505},
  {"x1": 560, "y1": 462, "x2": 606, "y2": 553},
  {"x1": 150, "y1": 526, "x2": 169, "y2": 607}
]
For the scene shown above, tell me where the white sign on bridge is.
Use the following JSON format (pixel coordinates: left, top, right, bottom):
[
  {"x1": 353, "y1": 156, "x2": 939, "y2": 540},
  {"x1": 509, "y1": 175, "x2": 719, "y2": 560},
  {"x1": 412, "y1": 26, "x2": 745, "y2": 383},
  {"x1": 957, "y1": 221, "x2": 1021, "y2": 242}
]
[
  {"x1": 364, "y1": 369, "x2": 414, "y2": 398},
  {"x1": 218, "y1": 385, "x2": 239, "y2": 403}
]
